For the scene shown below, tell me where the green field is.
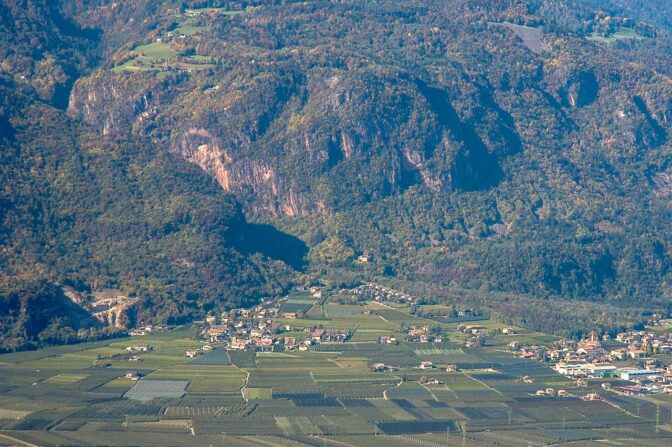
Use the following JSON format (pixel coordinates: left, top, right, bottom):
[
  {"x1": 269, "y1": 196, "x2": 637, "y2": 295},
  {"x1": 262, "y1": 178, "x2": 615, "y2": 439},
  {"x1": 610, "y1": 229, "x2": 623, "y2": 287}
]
[
  {"x1": 109, "y1": 7, "x2": 242, "y2": 74},
  {"x1": 0, "y1": 296, "x2": 670, "y2": 446},
  {"x1": 588, "y1": 27, "x2": 644, "y2": 43}
]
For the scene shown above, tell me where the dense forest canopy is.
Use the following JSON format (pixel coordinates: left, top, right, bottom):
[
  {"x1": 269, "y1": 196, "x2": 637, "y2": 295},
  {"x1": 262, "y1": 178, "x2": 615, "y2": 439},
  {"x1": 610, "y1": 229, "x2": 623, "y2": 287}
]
[{"x1": 3, "y1": 0, "x2": 672, "y2": 349}]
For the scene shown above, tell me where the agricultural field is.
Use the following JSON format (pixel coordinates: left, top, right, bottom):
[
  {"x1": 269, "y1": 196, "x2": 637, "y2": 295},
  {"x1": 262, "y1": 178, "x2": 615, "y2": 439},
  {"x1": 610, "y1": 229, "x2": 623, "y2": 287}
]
[
  {"x1": 110, "y1": 7, "x2": 242, "y2": 73},
  {"x1": 1, "y1": 293, "x2": 672, "y2": 446},
  {"x1": 588, "y1": 27, "x2": 645, "y2": 42}
]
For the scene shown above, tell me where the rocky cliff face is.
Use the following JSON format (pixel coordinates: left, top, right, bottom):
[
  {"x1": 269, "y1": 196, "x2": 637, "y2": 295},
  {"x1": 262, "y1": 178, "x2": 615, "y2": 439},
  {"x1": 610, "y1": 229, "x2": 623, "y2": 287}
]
[
  {"x1": 67, "y1": 64, "x2": 523, "y2": 215},
  {"x1": 64, "y1": 0, "x2": 672, "y2": 221},
  {"x1": 68, "y1": 73, "x2": 179, "y2": 137},
  {"x1": 171, "y1": 127, "x2": 297, "y2": 214}
]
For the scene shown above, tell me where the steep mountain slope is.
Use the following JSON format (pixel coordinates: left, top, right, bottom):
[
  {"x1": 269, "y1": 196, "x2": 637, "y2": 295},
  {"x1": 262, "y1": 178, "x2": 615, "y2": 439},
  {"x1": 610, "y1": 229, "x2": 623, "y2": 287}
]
[
  {"x1": 65, "y1": 0, "x2": 672, "y2": 308},
  {"x1": 0, "y1": 1, "x2": 300, "y2": 351},
  {"x1": 4, "y1": 0, "x2": 672, "y2": 349}
]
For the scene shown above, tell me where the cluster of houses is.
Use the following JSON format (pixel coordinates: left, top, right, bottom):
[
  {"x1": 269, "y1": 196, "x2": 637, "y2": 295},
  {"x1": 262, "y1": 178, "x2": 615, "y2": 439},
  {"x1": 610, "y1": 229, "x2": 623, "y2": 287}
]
[
  {"x1": 196, "y1": 299, "x2": 351, "y2": 353},
  {"x1": 403, "y1": 325, "x2": 443, "y2": 343},
  {"x1": 458, "y1": 324, "x2": 497, "y2": 348},
  {"x1": 124, "y1": 343, "x2": 152, "y2": 363},
  {"x1": 200, "y1": 305, "x2": 283, "y2": 351},
  {"x1": 611, "y1": 328, "x2": 672, "y2": 358},
  {"x1": 129, "y1": 324, "x2": 169, "y2": 337},
  {"x1": 371, "y1": 360, "x2": 458, "y2": 375},
  {"x1": 185, "y1": 345, "x2": 212, "y2": 358},
  {"x1": 514, "y1": 330, "x2": 672, "y2": 366},
  {"x1": 511, "y1": 329, "x2": 672, "y2": 395},
  {"x1": 350, "y1": 283, "x2": 417, "y2": 305}
]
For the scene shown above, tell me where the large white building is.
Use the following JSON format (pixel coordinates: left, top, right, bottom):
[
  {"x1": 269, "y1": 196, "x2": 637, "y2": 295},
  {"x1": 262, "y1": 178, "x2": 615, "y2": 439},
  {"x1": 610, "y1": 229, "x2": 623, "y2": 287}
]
[{"x1": 555, "y1": 363, "x2": 617, "y2": 378}]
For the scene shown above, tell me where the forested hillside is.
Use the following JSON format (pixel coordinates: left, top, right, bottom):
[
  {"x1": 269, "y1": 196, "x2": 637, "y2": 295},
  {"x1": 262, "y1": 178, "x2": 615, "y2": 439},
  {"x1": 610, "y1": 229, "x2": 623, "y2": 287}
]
[
  {"x1": 66, "y1": 0, "x2": 672, "y2": 304},
  {"x1": 3, "y1": 0, "x2": 672, "y2": 349},
  {"x1": 0, "y1": 0, "x2": 300, "y2": 351}
]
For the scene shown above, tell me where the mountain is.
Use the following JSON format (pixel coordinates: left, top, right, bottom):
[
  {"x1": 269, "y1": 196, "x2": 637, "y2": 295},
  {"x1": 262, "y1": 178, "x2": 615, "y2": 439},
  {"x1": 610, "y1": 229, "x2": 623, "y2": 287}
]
[
  {"x1": 3, "y1": 0, "x2": 672, "y2": 348},
  {"x1": 0, "y1": 0, "x2": 303, "y2": 351}
]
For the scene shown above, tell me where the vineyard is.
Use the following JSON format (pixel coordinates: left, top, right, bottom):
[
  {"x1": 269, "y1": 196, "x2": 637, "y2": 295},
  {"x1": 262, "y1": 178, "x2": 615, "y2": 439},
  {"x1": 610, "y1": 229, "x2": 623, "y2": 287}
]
[{"x1": 1, "y1": 291, "x2": 671, "y2": 446}]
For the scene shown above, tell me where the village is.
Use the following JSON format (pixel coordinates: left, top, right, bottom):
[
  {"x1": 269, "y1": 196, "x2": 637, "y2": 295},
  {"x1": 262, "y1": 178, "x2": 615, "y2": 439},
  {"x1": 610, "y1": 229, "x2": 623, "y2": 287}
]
[
  {"x1": 120, "y1": 283, "x2": 672, "y2": 401},
  {"x1": 511, "y1": 316, "x2": 672, "y2": 397},
  {"x1": 118, "y1": 284, "x2": 487, "y2": 368},
  {"x1": 195, "y1": 292, "x2": 352, "y2": 354}
]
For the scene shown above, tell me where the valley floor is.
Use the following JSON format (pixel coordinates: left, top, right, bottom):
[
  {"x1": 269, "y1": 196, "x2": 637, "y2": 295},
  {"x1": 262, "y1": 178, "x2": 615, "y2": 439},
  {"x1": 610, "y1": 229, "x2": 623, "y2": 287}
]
[{"x1": 1, "y1": 287, "x2": 671, "y2": 446}]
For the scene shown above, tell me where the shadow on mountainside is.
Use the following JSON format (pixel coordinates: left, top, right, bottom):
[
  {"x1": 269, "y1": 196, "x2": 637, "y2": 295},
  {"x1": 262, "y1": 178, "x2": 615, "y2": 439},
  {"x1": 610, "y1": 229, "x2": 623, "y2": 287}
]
[
  {"x1": 415, "y1": 80, "x2": 504, "y2": 191},
  {"x1": 234, "y1": 223, "x2": 309, "y2": 271}
]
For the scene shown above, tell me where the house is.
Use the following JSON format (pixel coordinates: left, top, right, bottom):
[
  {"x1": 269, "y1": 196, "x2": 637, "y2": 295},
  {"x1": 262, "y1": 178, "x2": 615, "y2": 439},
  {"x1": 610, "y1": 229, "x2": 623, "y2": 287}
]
[
  {"x1": 548, "y1": 350, "x2": 563, "y2": 361},
  {"x1": 617, "y1": 385, "x2": 649, "y2": 396},
  {"x1": 125, "y1": 371, "x2": 142, "y2": 381},
  {"x1": 126, "y1": 344, "x2": 152, "y2": 352},
  {"x1": 357, "y1": 253, "x2": 371, "y2": 264},
  {"x1": 616, "y1": 332, "x2": 632, "y2": 343},
  {"x1": 229, "y1": 338, "x2": 247, "y2": 350},
  {"x1": 465, "y1": 325, "x2": 486, "y2": 334},
  {"x1": 185, "y1": 349, "x2": 200, "y2": 358},
  {"x1": 202, "y1": 345, "x2": 213, "y2": 351},
  {"x1": 519, "y1": 350, "x2": 536, "y2": 360},
  {"x1": 502, "y1": 328, "x2": 517, "y2": 335},
  {"x1": 324, "y1": 329, "x2": 350, "y2": 343},
  {"x1": 205, "y1": 325, "x2": 228, "y2": 341},
  {"x1": 445, "y1": 365, "x2": 458, "y2": 372},
  {"x1": 380, "y1": 336, "x2": 397, "y2": 345},
  {"x1": 408, "y1": 328, "x2": 427, "y2": 337},
  {"x1": 609, "y1": 348, "x2": 628, "y2": 361},
  {"x1": 577, "y1": 333, "x2": 605, "y2": 357},
  {"x1": 282, "y1": 312, "x2": 298, "y2": 319},
  {"x1": 373, "y1": 363, "x2": 397, "y2": 372},
  {"x1": 465, "y1": 335, "x2": 485, "y2": 348},
  {"x1": 128, "y1": 356, "x2": 141, "y2": 362},
  {"x1": 644, "y1": 358, "x2": 660, "y2": 369},
  {"x1": 424, "y1": 378, "x2": 444, "y2": 385},
  {"x1": 284, "y1": 337, "x2": 297, "y2": 348},
  {"x1": 521, "y1": 376, "x2": 533, "y2": 384},
  {"x1": 419, "y1": 361, "x2": 434, "y2": 369},
  {"x1": 576, "y1": 345, "x2": 606, "y2": 358},
  {"x1": 311, "y1": 329, "x2": 325, "y2": 342},
  {"x1": 255, "y1": 338, "x2": 274, "y2": 350}
]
